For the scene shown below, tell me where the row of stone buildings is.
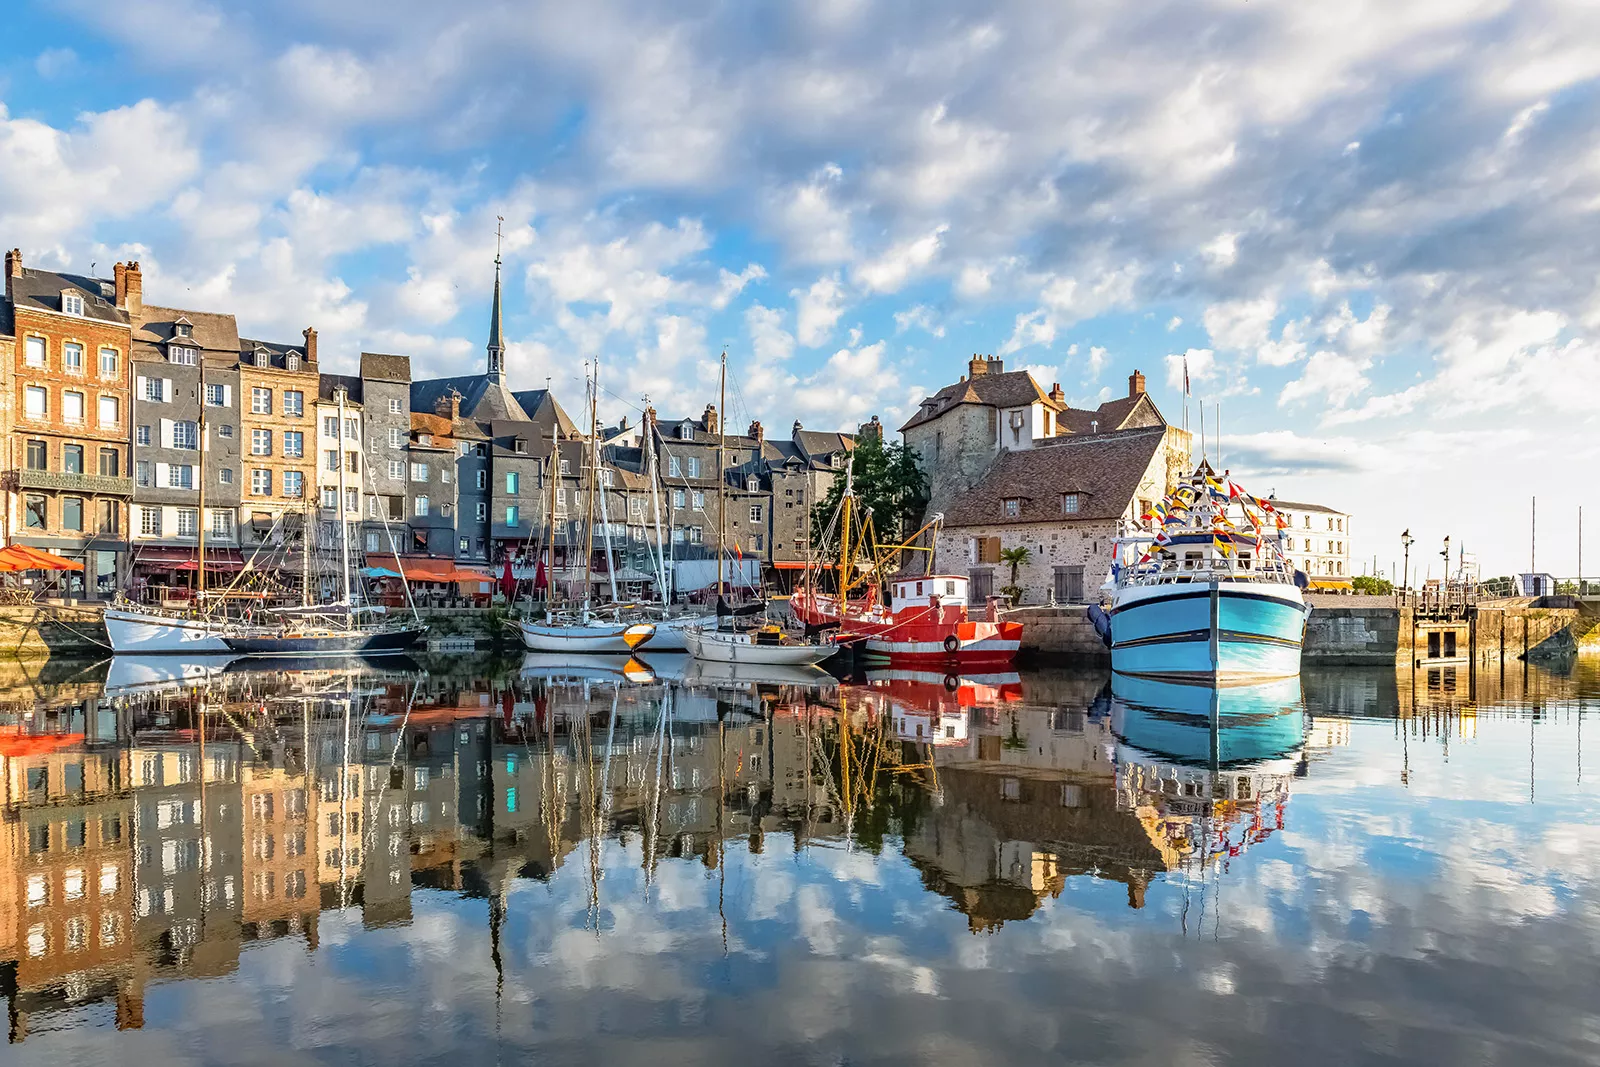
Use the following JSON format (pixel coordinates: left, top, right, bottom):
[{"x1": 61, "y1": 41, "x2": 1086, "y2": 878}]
[{"x1": 1, "y1": 250, "x2": 854, "y2": 599}]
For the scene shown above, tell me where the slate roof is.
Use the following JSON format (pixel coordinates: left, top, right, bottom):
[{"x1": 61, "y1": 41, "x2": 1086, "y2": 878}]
[
  {"x1": 8, "y1": 268, "x2": 127, "y2": 326},
  {"x1": 511, "y1": 388, "x2": 580, "y2": 437},
  {"x1": 793, "y1": 429, "x2": 855, "y2": 459},
  {"x1": 318, "y1": 373, "x2": 363, "y2": 404},
  {"x1": 900, "y1": 370, "x2": 1060, "y2": 432},
  {"x1": 412, "y1": 375, "x2": 528, "y2": 423},
  {"x1": 941, "y1": 427, "x2": 1168, "y2": 528},
  {"x1": 360, "y1": 352, "x2": 412, "y2": 383},
  {"x1": 132, "y1": 305, "x2": 240, "y2": 357},
  {"x1": 239, "y1": 336, "x2": 317, "y2": 372},
  {"x1": 1267, "y1": 498, "x2": 1344, "y2": 515}
]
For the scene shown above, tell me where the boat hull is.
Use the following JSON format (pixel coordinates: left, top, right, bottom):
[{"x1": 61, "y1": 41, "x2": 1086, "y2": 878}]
[
  {"x1": 1109, "y1": 583, "x2": 1309, "y2": 682},
  {"x1": 684, "y1": 629, "x2": 835, "y2": 666},
  {"x1": 222, "y1": 625, "x2": 426, "y2": 657},
  {"x1": 640, "y1": 613, "x2": 717, "y2": 652},
  {"x1": 862, "y1": 619, "x2": 1023, "y2": 669},
  {"x1": 104, "y1": 608, "x2": 235, "y2": 653},
  {"x1": 1110, "y1": 673, "x2": 1307, "y2": 766},
  {"x1": 517, "y1": 619, "x2": 655, "y2": 653}
]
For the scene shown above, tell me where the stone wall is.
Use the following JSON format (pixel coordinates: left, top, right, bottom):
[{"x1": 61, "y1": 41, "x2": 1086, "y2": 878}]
[
  {"x1": 0, "y1": 605, "x2": 112, "y2": 659},
  {"x1": 1003, "y1": 606, "x2": 1110, "y2": 663},
  {"x1": 1303, "y1": 604, "x2": 1406, "y2": 664},
  {"x1": 936, "y1": 521, "x2": 1119, "y2": 605}
]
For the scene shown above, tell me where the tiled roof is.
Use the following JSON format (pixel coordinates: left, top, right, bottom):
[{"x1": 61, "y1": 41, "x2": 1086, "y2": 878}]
[
  {"x1": 133, "y1": 305, "x2": 240, "y2": 356},
  {"x1": 360, "y1": 352, "x2": 412, "y2": 383},
  {"x1": 900, "y1": 370, "x2": 1060, "y2": 432},
  {"x1": 239, "y1": 336, "x2": 317, "y2": 372},
  {"x1": 1056, "y1": 394, "x2": 1164, "y2": 435},
  {"x1": 941, "y1": 427, "x2": 1168, "y2": 527},
  {"x1": 8, "y1": 268, "x2": 128, "y2": 326}
]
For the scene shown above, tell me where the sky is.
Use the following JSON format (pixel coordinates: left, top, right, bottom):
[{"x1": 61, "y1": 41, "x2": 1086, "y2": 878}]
[{"x1": 1, "y1": 0, "x2": 1596, "y2": 577}]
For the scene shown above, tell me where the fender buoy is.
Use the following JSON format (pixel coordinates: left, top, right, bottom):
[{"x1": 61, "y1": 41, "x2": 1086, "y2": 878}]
[
  {"x1": 943, "y1": 674, "x2": 959, "y2": 692},
  {"x1": 942, "y1": 634, "x2": 960, "y2": 654}
]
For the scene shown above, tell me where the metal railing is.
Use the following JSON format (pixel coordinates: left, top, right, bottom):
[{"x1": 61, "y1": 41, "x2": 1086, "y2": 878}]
[{"x1": 17, "y1": 470, "x2": 134, "y2": 495}]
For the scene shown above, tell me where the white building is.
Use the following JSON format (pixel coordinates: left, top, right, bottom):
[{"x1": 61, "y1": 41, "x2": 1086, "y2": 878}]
[
  {"x1": 1268, "y1": 497, "x2": 1352, "y2": 591},
  {"x1": 313, "y1": 378, "x2": 365, "y2": 552}
]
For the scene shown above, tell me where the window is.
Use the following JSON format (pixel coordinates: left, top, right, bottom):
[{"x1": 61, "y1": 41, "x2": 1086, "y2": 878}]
[
  {"x1": 99, "y1": 448, "x2": 118, "y2": 476},
  {"x1": 630, "y1": 497, "x2": 643, "y2": 517},
  {"x1": 251, "y1": 468, "x2": 271, "y2": 495},
  {"x1": 205, "y1": 383, "x2": 227, "y2": 406},
  {"x1": 688, "y1": 526, "x2": 703, "y2": 544},
  {"x1": 678, "y1": 424, "x2": 693, "y2": 440},
  {"x1": 1003, "y1": 498, "x2": 1021, "y2": 518},
  {"x1": 691, "y1": 490, "x2": 704, "y2": 509},
  {"x1": 284, "y1": 390, "x2": 304, "y2": 416},
  {"x1": 344, "y1": 418, "x2": 358, "y2": 440},
  {"x1": 143, "y1": 376, "x2": 165, "y2": 402},
  {"x1": 136, "y1": 425, "x2": 151, "y2": 446},
  {"x1": 140, "y1": 506, "x2": 162, "y2": 536},
  {"x1": 283, "y1": 470, "x2": 303, "y2": 498},
  {"x1": 219, "y1": 468, "x2": 233, "y2": 485},
  {"x1": 63, "y1": 390, "x2": 85, "y2": 423},
  {"x1": 325, "y1": 450, "x2": 340, "y2": 472},
  {"x1": 750, "y1": 534, "x2": 762, "y2": 552},
  {"x1": 99, "y1": 347, "x2": 119, "y2": 378},
  {"x1": 389, "y1": 398, "x2": 403, "y2": 414},
  {"x1": 252, "y1": 428, "x2": 272, "y2": 455},
  {"x1": 749, "y1": 504, "x2": 763, "y2": 522},
  {"x1": 323, "y1": 416, "x2": 339, "y2": 437},
  {"x1": 321, "y1": 487, "x2": 337, "y2": 510},
  {"x1": 1062, "y1": 493, "x2": 1080, "y2": 514},
  {"x1": 219, "y1": 423, "x2": 233, "y2": 439},
  {"x1": 286, "y1": 353, "x2": 300, "y2": 372},
  {"x1": 440, "y1": 465, "x2": 449, "y2": 484},
  {"x1": 168, "y1": 464, "x2": 193, "y2": 489},
  {"x1": 176, "y1": 508, "x2": 198, "y2": 537},
  {"x1": 62, "y1": 291, "x2": 84, "y2": 315},
  {"x1": 64, "y1": 342, "x2": 85, "y2": 373},
  {"x1": 169, "y1": 345, "x2": 197, "y2": 366},
  {"x1": 475, "y1": 502, "x2": 487, "y2": 521},
  {"x1": 505, "y1": 505, "x2": 519, "y2": 526},
  {"x1": 345, "y1": 488, "x2": 358, "y2": 514},
  {"x1": 747, "y1": 476, "x2": 759, "y2": 491},
  {"x1": 25, "y1": 385, "x2": 47, "y2": 418},
  {"x1": 251, "y1": 387, "x2": 272, "y2": 414},
  {"x1": 25, "y1": 439, "x2": 47, "y2": 470},
  {"x1": 211, "y1": 510, "x2": 233, "y2": 538},
  {"x1": 63, "y1": 496, "x2": 84, "y2": 531},
  {"x1": 459, "y1": 536, "x2": 470, "y2": 554},
  {"x1": 559, "y1": 459, "x2": 571, "y2": 475},
  {"x1": 672, "y1": 489, "x2": 686, "y2": 509},
  {"x1": 687, "y1": 457, "x2": 701, "y2": 478},
  {"x1": 25, "y1": 336, "x2": 45, "y2": 367},
  {"x1": 254, "y1": 349, "x2": 269, "y2": 368},
  {"x1": 513, "y1": 438, "x2": 527, "y2": 454},
  {"x1": 411, "y1": 463, "x2": 428, "y2": 482},
  {"x1": 669, "y1": 455, "x2": 681, "y2": 477},
  {"x1": 63, "y1": 444, "x2": 84, "y2": 473},
  {"x1": 506, "y1": 471, "x2": 520, "y2": 494},
  {"x1": 475, "y1": 469, "x2": 487, "y2": 489},
  {"x1": 346, "y1": 451, "x2": 359, "y2": 474},
  {"x1": 136, "y1": 460, "x2": 152, "y2": 487},
  {"x1": 388, "y1": 428, "x2": 403, "y2": 448},
  {"x1": 284, "y1": 431, "x2": 304, "y2": 457},
  {"x1": 599, "y1": 469, "x2": 613, "y2": 487},
  {"x1": 100, "y1": 865, "x2": 120, "y2": 897},
  {"x1": 98, "y1": 394, "x2": 120, "y2": 427},
  {"x1": 366, "y1": 530, "x2": 381, "y2": 551},
  {"x1": 415, "y1": 495, "x2": 429, "y2": 517},
  {"x1": 388, "y1": 460, "x2": 403, "y2": 479}
]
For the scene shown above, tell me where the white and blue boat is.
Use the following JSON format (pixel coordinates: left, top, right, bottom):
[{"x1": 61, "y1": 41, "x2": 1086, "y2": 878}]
[{"x1": 1096, "y1": 466, "x2": 1311, "y2": 683}]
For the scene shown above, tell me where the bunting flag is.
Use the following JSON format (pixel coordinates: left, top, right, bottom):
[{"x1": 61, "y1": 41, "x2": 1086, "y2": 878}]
[
  {"x1": 1227, "y1": 480, "x2": 1245, "y2": 500},
  {"x1": 1213, "y1": 535, "x2": 1235, "y2": 557}
]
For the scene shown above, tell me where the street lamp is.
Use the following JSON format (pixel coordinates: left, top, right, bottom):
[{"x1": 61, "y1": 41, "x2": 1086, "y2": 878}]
[{"x1": 1401, "y1": 529, "x2": 1414, "y2": 603}]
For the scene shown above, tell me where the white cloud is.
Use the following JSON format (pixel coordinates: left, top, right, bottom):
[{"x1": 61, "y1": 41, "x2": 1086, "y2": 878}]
[
  {"x1": 1278, "y1": 349, "x2": 1372, "y2": 408},
  {"x1": 1167, "y1": 316, "x2": 1183, "y2": 331},
  {"x1": 745, "y1": 303, "x2": 795, "y2": 363},
  {"x1": 792, "y1": 273, "x2": 847, "y2": 347},
  {"x1": 853, "y1": 225, "x2": 947, "y2": 294},
  {"x1": 893, "y1": 304, "x2": 944, "y2": 337}
]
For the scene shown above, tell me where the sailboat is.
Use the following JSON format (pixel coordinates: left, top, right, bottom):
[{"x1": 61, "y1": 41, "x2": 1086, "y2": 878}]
[
  {"x1": 517, "y1": 365, "x2": 655, "y2": 654},
  {"x1": 685, "y1": 352, "x2": 833, "y2": 667},
  {"x1": 220, "y1": 385, "x2": 427, "y2": 657}
]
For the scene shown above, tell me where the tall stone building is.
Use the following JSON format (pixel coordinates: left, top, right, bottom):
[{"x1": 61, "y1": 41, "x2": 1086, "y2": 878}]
[
  {"x1": 356, "y1": 353, "x2": 413, "y2": 555},
  {"x1": 3, "y1": 250, "x2": 134, "y2": 595},
  {"x1": 236, "y1": 333, "x2": 319, "y2": 549}
]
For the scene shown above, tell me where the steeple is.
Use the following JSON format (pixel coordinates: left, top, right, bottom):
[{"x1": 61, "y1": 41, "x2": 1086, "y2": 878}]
[{"x1": 487, "y1": 216, "x2": 506, "y2": 381}]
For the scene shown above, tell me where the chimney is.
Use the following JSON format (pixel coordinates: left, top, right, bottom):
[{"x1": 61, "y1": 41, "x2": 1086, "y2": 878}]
[
  {"x1": 1128, "y1": 369, "x2": 1146, "y2": 397},
  {"x1": 968, "y1": 354, "x2": 988, "y2": 378},
  {"x1": 748, "y1": 419, "x2": 763, "y2": 443},
  {"x1": 792, "y1": 419, "x2": 803, "y2": 438},
  {"x1": 858, "y1": 414, "x2": 882, "y2": 442},
  {"x1": 5, "y1": 248, "x2": 20, "y2": 302},
  {"x1": 990, "y1": 355, "x2": 1004, "y2": 374},
  {"x1": 435, "y1": 387, "x2": 462, "y2": 420},
  {"x1": 643, "y1": 405, "x2": 657, "y2": 438},
  {"x1": 113, "y1": 261, "x2": 127, "y2": 307},
  {"x1": 702, "y1": 403, "x2": 718, "y2": 436},
  {"x1": 121, "y1": 260, "x2": 142, "y2": 315},
  {"x1": 302, "y1": 326, "x2": 318, "y2": 365},
  {"x1": 1048, "y1": 382, "x2": 1065, "y2": 404}
]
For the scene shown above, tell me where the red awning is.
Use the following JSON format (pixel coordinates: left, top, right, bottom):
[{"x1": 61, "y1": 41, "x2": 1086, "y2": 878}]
[
  {"x1": 0, "y1": 545, "x2": 84, "y2": 572},
  {"x1": 136, "y1": 547, "x2": 247, "y2": 571},
  {"x1": 364, "y1": 555, "x2": 491, "y2": 584}
]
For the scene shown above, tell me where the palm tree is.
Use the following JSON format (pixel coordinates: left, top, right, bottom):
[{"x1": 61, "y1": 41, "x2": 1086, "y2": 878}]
[{"x1": 999, "y1": 545, "x2": 1031, "y2": 602}]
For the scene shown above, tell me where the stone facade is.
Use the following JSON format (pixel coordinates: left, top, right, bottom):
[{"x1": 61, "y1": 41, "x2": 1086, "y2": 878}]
[{"x1": 236, "y1": 334, "x2": 319, "y2": 543}]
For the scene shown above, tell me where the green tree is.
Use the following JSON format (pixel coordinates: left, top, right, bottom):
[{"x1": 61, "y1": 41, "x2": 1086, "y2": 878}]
[
  {"x1": 810, "y1": 429, "x2": 931, "y2": 555},
  {"x1": 999, "y1": 545, "x2": 1031, "y2": 603},
  {"x1": 1351, "y1": 575, "x2": 1393, "y2": 596}
]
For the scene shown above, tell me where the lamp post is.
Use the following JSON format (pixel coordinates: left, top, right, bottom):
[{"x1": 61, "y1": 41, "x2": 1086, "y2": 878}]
[{"x1": 1401, "y1": 529, "x2": 1413, "y2": 605}]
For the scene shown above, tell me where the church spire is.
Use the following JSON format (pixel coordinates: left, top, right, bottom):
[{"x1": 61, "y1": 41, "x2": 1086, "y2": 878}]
[{"x1": 487, "y1": 216, "x2": 506, "y2": 381}]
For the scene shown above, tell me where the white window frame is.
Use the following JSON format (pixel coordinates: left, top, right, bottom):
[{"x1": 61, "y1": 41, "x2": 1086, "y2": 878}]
[
  {"x1": 63, "y1": 342, "x2": 85, "y2": 373},
  {"x1": 62, "y1": 390, "x2": 85, "y2": 424},
  {"x1": 251, "y1": 387, "x2": 272, "y2": 414}
]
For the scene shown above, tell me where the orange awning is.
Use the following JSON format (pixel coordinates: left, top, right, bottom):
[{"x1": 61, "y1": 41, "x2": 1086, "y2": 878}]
[{"x1": 0, "y1": 545, "x2": 83, "y2": 571}]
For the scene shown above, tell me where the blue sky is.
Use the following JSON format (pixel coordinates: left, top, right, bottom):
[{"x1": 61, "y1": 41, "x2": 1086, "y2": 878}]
[{"x1": 3, "y1": 0, "x2": 1598, "y2": 575}]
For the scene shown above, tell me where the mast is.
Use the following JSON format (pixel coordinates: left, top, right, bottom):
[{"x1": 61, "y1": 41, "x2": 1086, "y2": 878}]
[
  {"x1": 582, "y1": 369, "x2": 599, "y2": 610},
  {"x1": 839, "y1": 456, "x2": 853, "y2": 601},
  {"x1": 546, "y1": 421, "x2": 559, "y2": 619},
  {"x1": 300, "y1": 494, "x2": 312, "y2": 607},
  {"x1": 197, "y1": 358, "x2": 207, "y2": 601},
  {"x1": 716, "y1": 351, "x2": 727, "y2": 600},
  {"x1": 335, "y1": 387, "x2": 352, "y2": 606},
  {"x1": 593, "y1": 363, "x2": 620, "y2": 604},
  {"x1": 644, "y1": 401, "x2": 669, "y2": 604}
]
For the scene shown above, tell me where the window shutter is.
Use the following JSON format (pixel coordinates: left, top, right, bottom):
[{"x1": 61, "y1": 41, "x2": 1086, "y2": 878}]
[
  {"x1": 222, "y1": 384, "x2": 232, "y2": 406},
  {"x1": 136, "y1": 374, "x2": 148, "y2": 399},
  {"x1": 160, "y1": 418, "x2": 174, "y2": 447},
  {"x1": 155, "y1": 462, "x2": 169, "y2": 485},
  {"x1": 162, "y1": 379, "x2": 173, "y2": 402}
]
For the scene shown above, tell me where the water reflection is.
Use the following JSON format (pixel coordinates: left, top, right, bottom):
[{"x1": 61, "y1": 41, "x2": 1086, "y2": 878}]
[{"x1": 0, "y1": 656, "x2": 1595, "y2": 1061}]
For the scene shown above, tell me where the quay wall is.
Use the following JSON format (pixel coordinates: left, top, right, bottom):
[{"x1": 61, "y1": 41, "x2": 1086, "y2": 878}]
[{"x1": 1005, "y1": 606, "x2": 1111, "y2": 663}]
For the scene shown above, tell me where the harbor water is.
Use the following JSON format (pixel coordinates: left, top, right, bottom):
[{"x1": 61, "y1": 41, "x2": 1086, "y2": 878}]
[{"x1": 0, "y1": 656, "x2": 1596, "y2": 1064}]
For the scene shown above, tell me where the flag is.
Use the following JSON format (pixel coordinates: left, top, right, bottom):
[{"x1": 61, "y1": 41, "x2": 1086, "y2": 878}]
[
  {"x1": 500, "y1": 555, "x2": 516, "y2": 600},
  {"x1": 1227, "y1": 480, "x2": 1244, "y2": 500},
  {"x1": 534, "y1": 557, "x2": 548, "y2": 590},
  {"x1": 1213, "y1": 535, "x2": 1234, "y2": 557}
]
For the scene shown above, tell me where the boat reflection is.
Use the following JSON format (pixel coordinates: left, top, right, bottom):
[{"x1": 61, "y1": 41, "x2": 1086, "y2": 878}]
[{"x1": 0, "y1": 659, "x2": 1313, "y2": 1041}]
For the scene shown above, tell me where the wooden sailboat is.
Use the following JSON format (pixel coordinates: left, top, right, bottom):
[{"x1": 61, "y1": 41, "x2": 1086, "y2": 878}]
[{"x1": 517, "y1": 365, "x2": 655, "y2": 653}]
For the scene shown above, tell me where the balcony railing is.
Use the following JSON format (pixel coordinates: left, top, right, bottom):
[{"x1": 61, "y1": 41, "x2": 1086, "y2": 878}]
[{"x1": 17, "y1": 470, "x2": 134, "y2": 495}]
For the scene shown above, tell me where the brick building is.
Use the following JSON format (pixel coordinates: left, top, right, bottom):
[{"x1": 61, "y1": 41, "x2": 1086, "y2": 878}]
[
  {"x1": 236, "y1": 333, "x2": 319, "y2": 550},
  {"x1": 3, "y1": 250, "x2": 134, "y2": 595}
]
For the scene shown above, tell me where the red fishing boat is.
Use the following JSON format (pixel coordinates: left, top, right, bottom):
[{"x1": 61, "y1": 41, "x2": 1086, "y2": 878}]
[{"x1": 790, "y1": 466, "x2": 1023, "y2": 669}]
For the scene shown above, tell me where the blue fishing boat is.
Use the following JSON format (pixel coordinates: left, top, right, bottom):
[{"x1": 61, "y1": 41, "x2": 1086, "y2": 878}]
[{"x1": 1098, "y1": 465, "x2": 1311, "y2": 682}]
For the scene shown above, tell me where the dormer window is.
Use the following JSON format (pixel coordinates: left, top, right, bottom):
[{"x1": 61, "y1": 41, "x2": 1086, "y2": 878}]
[
  {"x1": 746, "y1": 476, "x2": 759, "y2": 492},
  {"x1": 1061, "y1": 493, "x2": 1080, "y2": 515},
  {"x1": 61, "y1": 291, "x2": 84, "y2": 316},
  {"x1": 169, "y1": 345, "x2": 198, "y2": 366},
  {"x1": 418, "y1": 434, "x2": 433, "y2": 447},
  {"x1": 286, "y1": 353, "x2": 300, "y2": 372},
  {"x1": 254, "y1": 349, "x2": 269, "y2": 368},
  {"x1": 600, "y1": 469, "x2": 614, "y2": 487},
  {"x1": 174, "y1": 320, "x2": 193, "y2": 338},
  {"x1": 513, "y1": 437, "x2": 528, "y2": 454},
  {"x1": 1003, "y1": 498, "x2": 1021, "y2": 518},
  {"x1": 677, "y1": 424, "x2": 693, "y2": 440}
]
